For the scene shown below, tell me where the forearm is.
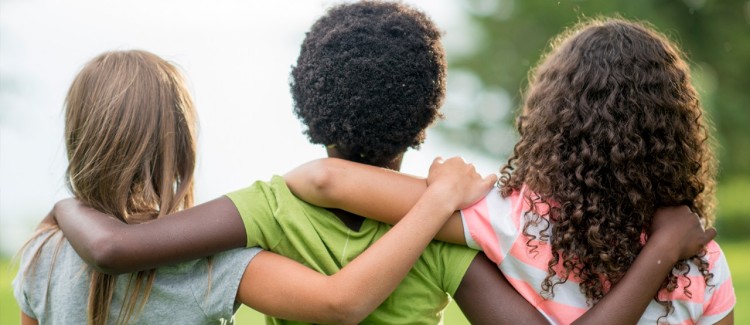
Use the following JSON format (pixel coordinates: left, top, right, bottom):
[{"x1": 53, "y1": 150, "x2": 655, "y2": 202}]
[
  {"x1": 455, "y1": 253, "x2": 548, "y2": 325},
  {"x1": 572, "y1": 237, "x2": 679, "y2": 324},
  {"x1": 285, "y1": 158, "x2": 424, "y2": 219},
  {"x1": 285, "y1": 158, "x2": 466, "y2": 243},
  {"x1": 54, "y1": 197, "x2": 247, "y2": 274}
]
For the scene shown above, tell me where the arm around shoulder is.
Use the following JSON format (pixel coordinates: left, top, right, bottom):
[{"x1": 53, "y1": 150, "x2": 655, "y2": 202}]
[
  {"x1": 245, "y1": 157, "x2": 496, "y2": 323},
  {"x1": 285, "y1": 157, "x2": 467, "y2": 244},
  {"x1": 54, "y1": 196, "x2": 248, "y2": 274}
]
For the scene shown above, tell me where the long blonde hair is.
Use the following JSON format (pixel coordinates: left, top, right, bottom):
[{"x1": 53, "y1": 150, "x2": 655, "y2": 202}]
[{"x1": 23, "y1": 50, "x2": 197, "y2": 324}]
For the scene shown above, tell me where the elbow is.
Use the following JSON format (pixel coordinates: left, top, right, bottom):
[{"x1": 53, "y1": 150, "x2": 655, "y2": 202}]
[
  {"x1": 324, "y1": 298, "x2": 369, "y2": 325},
  {"x1": 307, "y1": 159, "x2": 338, "y2": 193},
  {"x1": 322, "y1": 289, "x2": 372, "y2": 325},
  {"x1": 287, "y1": 158, "x2": 340, "y2": 206},
  {"x1": 85, "y1": 233, "x2": 127, "y2": 275}
]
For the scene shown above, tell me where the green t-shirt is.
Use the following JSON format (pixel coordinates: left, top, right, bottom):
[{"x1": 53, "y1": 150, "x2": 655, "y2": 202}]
[{"x1": 226, "y1": 175, "x2": 477, "y2": 325}]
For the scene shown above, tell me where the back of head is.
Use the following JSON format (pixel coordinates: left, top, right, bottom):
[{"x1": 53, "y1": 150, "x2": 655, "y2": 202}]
[
  {"x1": 65, "y1": 50, "x2": 197, "y2": 224},
  {"x1": 60, "y1": 50, "x2": 198, "y2": 325},
  {"x1": 501, "y1": 18, "x2": 716, "y2": 305},
  {"x1": 291, "y1": 0, "x2": 446, "y2": 167}
]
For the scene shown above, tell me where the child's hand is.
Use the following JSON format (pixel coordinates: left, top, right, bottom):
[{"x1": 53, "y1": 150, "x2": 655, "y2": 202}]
[
  {"x1": 649, "y1": 205, "x2": 717, "y2": 260},
  {"x1": 426, "y1": 156, "x2": 497, "y2": 210}
]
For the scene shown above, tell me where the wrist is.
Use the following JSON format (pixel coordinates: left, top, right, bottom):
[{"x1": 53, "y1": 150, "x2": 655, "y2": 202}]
[
  {"x1": 644, "y1": 234, "x2": 680, "y2": 265},
  {"x1": 421, "y1": 185, "x2": 460, "y2": 215}
]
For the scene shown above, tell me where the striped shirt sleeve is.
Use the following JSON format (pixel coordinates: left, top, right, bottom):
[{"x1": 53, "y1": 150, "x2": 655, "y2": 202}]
[
  {"x1": 697, "y1": 241, "x2": 736, "y2": 324},
  {"x1": 460, "y1": 187, "x2": 520, "y2": 265}
]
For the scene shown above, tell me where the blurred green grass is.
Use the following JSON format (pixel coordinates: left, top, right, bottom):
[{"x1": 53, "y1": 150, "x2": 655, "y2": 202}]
[
  {"x1": 715, "y1": 177, "x2": 750, "y2": 241},
  {"x1": 3, "y1": 240, "x2": 747, "y2": 324}
]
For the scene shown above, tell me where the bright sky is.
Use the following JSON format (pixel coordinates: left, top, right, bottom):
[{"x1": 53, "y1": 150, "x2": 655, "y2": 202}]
[{"x1": 0, "y1": 0, "x2": 502, "y2": 255}]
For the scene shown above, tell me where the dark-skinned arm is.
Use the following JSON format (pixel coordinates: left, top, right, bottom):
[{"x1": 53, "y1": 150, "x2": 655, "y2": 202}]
[
  {"x1": 572, "y1": 205, "x2": 717, "y2": 324},
  {"x1": 53, "y1": 196, "x2": 246, "y2": 274},
  {"x1": 454, "y1": 253, "x2": 548, "y2": 325},
  {"x1": 285, "y1": 158, "x2": 718, "y2": 324}
]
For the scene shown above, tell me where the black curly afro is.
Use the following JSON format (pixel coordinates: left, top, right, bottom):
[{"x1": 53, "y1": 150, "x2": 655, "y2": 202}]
[{"x1": 290, "y1": 0, "x2": 446, "y2": 167}]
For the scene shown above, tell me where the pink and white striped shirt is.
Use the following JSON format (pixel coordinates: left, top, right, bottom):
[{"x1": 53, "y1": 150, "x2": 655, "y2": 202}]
[{"x1": 461, "y1": 185, "x2": 735, "y2": 325}]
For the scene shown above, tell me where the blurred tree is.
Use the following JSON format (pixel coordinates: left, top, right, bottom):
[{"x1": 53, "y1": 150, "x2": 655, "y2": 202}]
[{"x1": 439, "y1": 0, "x2": 750, "y2": 235}]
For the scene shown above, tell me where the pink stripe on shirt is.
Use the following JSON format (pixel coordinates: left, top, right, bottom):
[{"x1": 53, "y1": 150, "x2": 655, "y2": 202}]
[
  {"x1": 505, "y1": 273, "x2": 587, "y2": 324},
  {"x1": 703, "y1": 280, "x2": 735, "y2": 316},
  {"x1": 461, "y1": 197, "x2": 505, "y2": 263}
]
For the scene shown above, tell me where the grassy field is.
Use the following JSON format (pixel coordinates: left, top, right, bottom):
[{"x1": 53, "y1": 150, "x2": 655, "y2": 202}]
[{"x1": 3, "y1": 240, "x2": 747, "y2": 324}]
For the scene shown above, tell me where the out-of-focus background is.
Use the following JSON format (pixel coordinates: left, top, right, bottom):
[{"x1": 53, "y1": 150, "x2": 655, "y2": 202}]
[{"x1": 1, "y1": 0, "x2": 747, "y2": 323}]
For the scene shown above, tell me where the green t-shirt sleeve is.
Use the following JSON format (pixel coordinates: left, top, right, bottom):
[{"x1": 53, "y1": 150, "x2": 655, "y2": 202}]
[
  {"x1": 225, "y1": 180, "x2": 283, "y2": 250},
  {"x1": 432, "y1": 242, "x2": 479, "y2": 296}
]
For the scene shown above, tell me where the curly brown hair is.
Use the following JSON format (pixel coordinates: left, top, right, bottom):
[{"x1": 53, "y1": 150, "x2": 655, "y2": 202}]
[
  {"x1": 499, "y1": 18, "x2": 716, "y2": 312},
  {"x1": 290, "y1": 0, "x2": 445, "y2": 167}
]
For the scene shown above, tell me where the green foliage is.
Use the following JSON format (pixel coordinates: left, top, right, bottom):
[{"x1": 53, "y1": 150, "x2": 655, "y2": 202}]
[
  {"x1": 1, "y1": 257, "x2": 19, "y2": 324},
  {"x1": 443, "y1": 0, "x2": 750, "y2": 180},
  {"x1": 716, "y1": 177, "x2": 750, "y2": 240},
  {"x1": 722, "y1": 240, "x2": 750, "y2": 323}
]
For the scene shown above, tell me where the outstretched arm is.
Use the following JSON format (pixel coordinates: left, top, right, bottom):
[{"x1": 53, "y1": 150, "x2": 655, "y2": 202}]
[
  {"x1": 239, "y1": 157, "x2": 497, "y2": 323},
  {"x1": 53, "y1": 196, "x2": 247, "y2": 274},
  {"x1": 285, "y1": 157, "x2": 718, "y2": 324},
  {"x1": 284, "y1": 158, "x2": 455, "y2": 239}
]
